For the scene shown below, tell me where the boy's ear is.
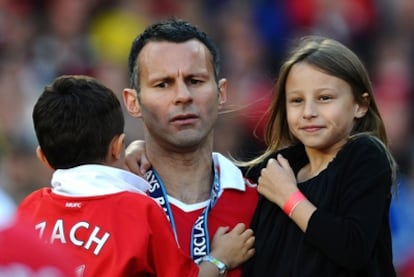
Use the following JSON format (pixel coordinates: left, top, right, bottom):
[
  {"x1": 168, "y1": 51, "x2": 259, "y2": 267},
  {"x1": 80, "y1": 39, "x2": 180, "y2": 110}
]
[
  {"x1": 123, "y1": 88, "x2": 141, "y2": 118},
  {"x1": 110, "y1": 133, "x2": 126, "y2": 160},
  {"x1": 36, "y1": 146, "x2": 54, "y2": 170}
]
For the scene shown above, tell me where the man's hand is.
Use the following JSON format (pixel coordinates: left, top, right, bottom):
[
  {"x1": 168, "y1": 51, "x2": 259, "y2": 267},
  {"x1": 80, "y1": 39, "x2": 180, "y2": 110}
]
[{"x1": 125, "y1": 140, "x2": 151, "y2": 176}]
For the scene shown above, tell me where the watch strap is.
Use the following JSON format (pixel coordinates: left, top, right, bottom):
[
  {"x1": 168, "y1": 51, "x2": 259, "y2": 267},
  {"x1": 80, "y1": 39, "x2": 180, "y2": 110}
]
[{"x1": 198, "y1": 255, "x2": 227, "y2": 275}]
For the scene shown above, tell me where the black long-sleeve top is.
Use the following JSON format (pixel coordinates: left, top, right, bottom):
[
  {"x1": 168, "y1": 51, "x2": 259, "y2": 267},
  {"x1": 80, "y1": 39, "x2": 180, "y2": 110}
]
[{"x1": 242, "y1": 135, "x2": 396, "y2": 276}]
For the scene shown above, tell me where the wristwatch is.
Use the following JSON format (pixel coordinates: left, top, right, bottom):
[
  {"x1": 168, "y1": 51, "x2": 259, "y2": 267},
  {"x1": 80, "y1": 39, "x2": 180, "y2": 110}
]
[{"x1": 199, "y1": 255, "x2": 227, "y2": 275}]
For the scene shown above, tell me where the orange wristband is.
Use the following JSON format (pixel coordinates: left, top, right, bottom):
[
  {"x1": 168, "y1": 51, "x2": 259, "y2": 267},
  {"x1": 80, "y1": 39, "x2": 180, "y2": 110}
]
[{"x1": 282, "y1": 190, "x2": 306, "y2": 217}]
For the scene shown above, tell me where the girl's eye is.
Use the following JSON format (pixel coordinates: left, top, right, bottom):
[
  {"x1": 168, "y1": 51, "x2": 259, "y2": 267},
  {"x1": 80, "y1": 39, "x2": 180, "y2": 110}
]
[{"x1": 289, "y1": 98, "x2": 303, "y2": 104}]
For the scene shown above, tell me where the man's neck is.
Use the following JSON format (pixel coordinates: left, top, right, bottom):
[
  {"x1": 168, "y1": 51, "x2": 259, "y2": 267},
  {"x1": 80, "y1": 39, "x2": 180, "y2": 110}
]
[{"x1": 147, "y1": 148, "x2": 214, "y2": 204}]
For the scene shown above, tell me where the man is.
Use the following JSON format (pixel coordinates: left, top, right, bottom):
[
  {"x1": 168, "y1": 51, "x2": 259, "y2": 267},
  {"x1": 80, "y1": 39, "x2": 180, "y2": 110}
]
[
  {"x1": 123, "y1": 19, "x2": 258, "y2": 277},
  {"x1": 16, "y1": 75, "x2": 253, "y2": 277}
]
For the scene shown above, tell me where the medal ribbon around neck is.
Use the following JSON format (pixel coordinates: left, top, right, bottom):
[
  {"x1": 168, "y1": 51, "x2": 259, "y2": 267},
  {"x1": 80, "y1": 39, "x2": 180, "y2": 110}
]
[{"x1": 144, "y1": 155, "x2": 221, "y2": 262}]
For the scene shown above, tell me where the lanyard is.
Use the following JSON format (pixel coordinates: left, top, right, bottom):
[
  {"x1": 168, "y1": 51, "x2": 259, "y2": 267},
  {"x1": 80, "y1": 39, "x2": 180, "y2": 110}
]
[{"x1": 144, "y1": 156, "x2": 221, "y2": 262}]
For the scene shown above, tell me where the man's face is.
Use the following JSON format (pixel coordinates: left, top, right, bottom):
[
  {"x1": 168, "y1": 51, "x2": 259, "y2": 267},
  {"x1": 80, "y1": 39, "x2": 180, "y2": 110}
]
[{"x1": 128, "y1": 39, "x2": 227, "y2": 152}]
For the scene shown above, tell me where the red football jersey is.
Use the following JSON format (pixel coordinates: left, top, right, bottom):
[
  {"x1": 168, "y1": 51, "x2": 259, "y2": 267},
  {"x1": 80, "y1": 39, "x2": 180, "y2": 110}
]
[
  {"x1": 168, "y1": 182, "x2": 258, "y2": 277},
  {"x1": 17, "y1": 188, "x2": 199, "y2": 277},
  {"x1": 147, "y1": 153, "x2": 259, "y2": 277}
]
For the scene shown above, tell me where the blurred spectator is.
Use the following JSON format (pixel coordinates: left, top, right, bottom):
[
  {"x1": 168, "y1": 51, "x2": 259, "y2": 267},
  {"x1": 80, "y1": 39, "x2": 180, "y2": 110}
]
[
  {"x1": 2, "y1": 137, "x2": 53, "y2": 204},
  {"x1": 390, "y1": 174, "x2": 414, "y2": 277},
  {"x1": 211, "y1": 3, "x2": 273, "y2": 160},
  {"x1": 250, "y1": 0, "x2": 294, "y2": 73},
  {"x1": 29, "y1": 0, "x2": 96, "y2": 82},
  {"x1": 0, "y1": 188, "x2": 15, "y2": 225},
  {"x1": 87, "y1": 0, "x2": 149, "y2": 145},
  {"x1": 372, "y1": 37, "x2": 412, "y2": 172},
  {"x1": 0, "y1": 132, "x2": 15, "y2": 226},
  {"x1": 369, "y1": 27, "x2": 414, "y2": 277}
]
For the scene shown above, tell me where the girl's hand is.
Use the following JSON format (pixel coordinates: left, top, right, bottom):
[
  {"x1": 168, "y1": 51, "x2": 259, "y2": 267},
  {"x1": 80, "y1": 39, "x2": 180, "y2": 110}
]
[{"x1": 258, "y1": 154, "x2": 298, "y2": 207}]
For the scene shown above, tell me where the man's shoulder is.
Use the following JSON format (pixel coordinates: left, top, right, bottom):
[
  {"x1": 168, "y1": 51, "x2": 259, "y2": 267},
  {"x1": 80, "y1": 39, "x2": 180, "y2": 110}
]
[
  {"x1": 213, "y1": 152, "x2": 253, "y2": 191},
  {"x1": 221, "y1": 179, "x2": 258, "y2": 200},
  {"x1": 214, "y1": 184, "x2": 258, "y2": 220}
]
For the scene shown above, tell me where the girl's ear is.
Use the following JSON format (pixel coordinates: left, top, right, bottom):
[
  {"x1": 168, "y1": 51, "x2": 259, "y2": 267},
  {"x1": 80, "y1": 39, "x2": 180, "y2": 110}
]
[
  {"x1": 36, "y1": 146, "x2": 54, "y2": 170},
  {"x1": 123, "y1": 88, "x2": 142, "y2": 118},
  {"x1": 355, "y1": 92, "x2": 370, "y2": 118}
]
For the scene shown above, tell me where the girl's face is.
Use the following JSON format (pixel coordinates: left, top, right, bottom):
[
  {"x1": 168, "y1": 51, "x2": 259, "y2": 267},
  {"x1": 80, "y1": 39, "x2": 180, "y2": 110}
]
[{"x1": 285, "y1": 62, "x2": 368, "y2": 154}]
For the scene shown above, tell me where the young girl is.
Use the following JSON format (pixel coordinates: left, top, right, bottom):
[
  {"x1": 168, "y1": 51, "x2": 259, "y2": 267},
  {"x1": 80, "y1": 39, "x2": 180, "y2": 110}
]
[{"x1": 241, "y1": 36, "x2": 397, "y2": 276}]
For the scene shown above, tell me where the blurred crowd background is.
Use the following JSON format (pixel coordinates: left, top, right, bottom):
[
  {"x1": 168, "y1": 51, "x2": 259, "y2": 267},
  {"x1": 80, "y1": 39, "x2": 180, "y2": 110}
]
[{"x1": 0, "y1": 0, "x2": 413, "y2": 275}]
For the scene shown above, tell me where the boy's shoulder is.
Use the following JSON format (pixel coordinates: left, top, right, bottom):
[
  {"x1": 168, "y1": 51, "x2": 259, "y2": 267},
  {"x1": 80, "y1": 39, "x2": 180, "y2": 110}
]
[
  {"x1": 17, "y1": 188, "x2": 159, "y2": 215},
  {"x1": 18, "y1": 187, "x2": 50, "y2": 209}
]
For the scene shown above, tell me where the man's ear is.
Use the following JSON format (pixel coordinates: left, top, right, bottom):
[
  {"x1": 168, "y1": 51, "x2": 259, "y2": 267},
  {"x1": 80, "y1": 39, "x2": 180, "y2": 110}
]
[
  {"x1": 36, "y1": 146, "x2": 54, "y2": 170},
  {"x1": 110, "y1": 133, "x2": 126, "y2": 160},
  {"x1": 123, "y1": 88, "x2": 141, "y2": 118},
  {"x1": 217, "y1": 78, "x2": 228, "y2": 107}
]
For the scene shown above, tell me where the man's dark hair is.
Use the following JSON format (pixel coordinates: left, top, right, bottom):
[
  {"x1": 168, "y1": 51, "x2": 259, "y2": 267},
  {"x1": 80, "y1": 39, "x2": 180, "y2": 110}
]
[
  {"x1": 128, "y1": 18, "x2": 221, "y2": 91},
  {"x1": 32, "y1": 75, "x2": 124, "y2": 169}
]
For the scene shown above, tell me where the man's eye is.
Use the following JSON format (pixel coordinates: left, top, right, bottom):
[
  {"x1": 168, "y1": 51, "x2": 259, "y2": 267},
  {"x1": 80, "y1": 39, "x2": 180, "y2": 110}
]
[
  {"x1": 189, "y1": 79, "x2": 202, "y2": 85},
  {"x1": 319, "y1": 95, "x2": 332, "y2": 101},
  {"x1": 156, "y1": 82, "x2": 168, "y2": 88}
]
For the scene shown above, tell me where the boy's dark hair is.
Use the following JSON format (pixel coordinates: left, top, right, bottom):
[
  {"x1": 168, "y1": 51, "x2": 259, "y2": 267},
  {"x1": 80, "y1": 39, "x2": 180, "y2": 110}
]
[
  {"x1": 32, "y1": 75, "x2": 124, "y2": 169},
  {"x1": 127, "y1": 18, "x2": 221, "y2": 91}
]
